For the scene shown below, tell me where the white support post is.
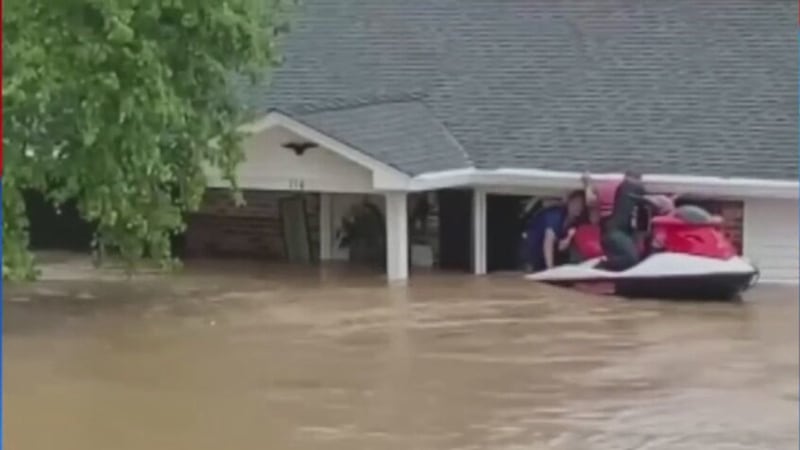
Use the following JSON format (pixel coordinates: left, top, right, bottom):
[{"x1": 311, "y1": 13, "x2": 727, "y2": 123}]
[
  {"x1": 319, "y1": 193, "x2": 333, "y2": 261},
  {"x1": 385, "y1": 192, "x2": 409, "y2": 282},
  {"x1": 472, "y1": 188, "x2": 487, "y2": 275}
]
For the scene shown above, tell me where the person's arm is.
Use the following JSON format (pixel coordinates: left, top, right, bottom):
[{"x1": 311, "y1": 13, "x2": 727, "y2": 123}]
[
  {"x1": 543, "y1": 228, "x2": 557, "y2": 268},
  {"x1": 558, "y1": 228, "x2": 576, "y2": 251},
  {"x1": 581, "y1": 171, "x2": 598, "y2": 205},
  {"x1": 626, "y1": 184, "x2": 650, "y2": 204}
]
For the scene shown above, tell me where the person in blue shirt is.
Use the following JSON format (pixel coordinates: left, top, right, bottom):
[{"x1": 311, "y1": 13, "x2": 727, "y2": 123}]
[{"x1": 521, "y1": 190, "x2": 586, "y2": 272}]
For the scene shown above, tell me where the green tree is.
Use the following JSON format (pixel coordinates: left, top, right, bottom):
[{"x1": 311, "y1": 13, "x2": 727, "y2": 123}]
[{"x1": 3, "y1": 0, "x2": 292, "y2": 280}]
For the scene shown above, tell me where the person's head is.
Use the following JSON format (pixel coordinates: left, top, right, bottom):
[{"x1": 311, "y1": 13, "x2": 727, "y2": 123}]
[
  {"x1": 565, "y1": 190, "x2": 586, "y2": 219},
  {"x1": 624, "y1": 169, "x2": 644, "y2": 186}
]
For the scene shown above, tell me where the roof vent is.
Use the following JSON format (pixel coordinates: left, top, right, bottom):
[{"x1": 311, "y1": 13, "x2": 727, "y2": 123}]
[{"x1": 281, "y1": 141, "x2": 318, "y2": 156}]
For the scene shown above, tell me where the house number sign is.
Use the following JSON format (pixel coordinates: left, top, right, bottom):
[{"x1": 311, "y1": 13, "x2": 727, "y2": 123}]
[{"x1": 288, "y1": 178, "x2": 305, "y2": 190}]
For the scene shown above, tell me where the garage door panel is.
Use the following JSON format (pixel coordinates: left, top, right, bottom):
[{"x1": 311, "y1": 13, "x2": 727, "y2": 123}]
[{"x1": 744, "y1": 199, "x2": 799, "y2": 283}]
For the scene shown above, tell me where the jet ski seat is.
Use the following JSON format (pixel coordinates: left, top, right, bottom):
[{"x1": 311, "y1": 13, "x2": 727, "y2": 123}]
[{"x1": 651, "y1": 212, "x2": 736, "y2": 260}]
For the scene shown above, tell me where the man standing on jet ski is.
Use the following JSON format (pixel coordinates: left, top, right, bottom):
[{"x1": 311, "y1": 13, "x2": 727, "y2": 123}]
[{"x1": 582, "y1": 170, "x2": 652, "y2": 271}]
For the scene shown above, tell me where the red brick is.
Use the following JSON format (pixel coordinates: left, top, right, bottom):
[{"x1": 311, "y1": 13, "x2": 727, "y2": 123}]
[{"x1": 185, "y1": 189, "x2": 320, "y2": 260}]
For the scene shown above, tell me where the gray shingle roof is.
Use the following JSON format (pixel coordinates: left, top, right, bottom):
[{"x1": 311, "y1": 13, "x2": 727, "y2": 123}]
[
  {"x1": 242, "y1": 0, "x2": 798, "y2": 180},
  {"x1": 286, "y1": 101, "x2": 471, "y2": 175}
]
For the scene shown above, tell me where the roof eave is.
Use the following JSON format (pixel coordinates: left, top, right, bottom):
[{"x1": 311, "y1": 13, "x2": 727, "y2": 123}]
[
  {"x1": 410, "y1": 168, "x2": 799, "y2": 200},
  {"x1": 238, "y1": 110, "x2": 412, "y2": 190}
]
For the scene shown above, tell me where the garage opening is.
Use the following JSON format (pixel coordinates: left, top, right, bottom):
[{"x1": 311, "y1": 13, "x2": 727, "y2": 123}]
[
  {"x1": 437, "y1": 189, "x2": 473, "y2": 272},
  {"x1": 486, "y1": 194, "x2": 530, "y2": 272},
  {"x1": 436, "y1": 191, "x2": 564, "y2": 274}
]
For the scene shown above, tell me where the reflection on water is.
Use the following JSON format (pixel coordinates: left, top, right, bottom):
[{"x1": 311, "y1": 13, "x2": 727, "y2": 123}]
[{"x1": 4, "y1": 257, "x2": 798, "y2": 450}]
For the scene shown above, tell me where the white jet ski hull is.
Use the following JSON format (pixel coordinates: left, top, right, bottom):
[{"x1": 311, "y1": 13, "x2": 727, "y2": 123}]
[{"x1": 525, "y1": 253, "x2": 758, "y2": 301}]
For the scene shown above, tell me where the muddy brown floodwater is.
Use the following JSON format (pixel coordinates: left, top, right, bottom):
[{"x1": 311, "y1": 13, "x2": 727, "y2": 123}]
[{"x1": 3, "y1": 257, "x2": 799, "y2": 450}]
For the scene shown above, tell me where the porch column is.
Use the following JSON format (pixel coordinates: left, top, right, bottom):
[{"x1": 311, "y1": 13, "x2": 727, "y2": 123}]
[
  {"x1": 385, "y1": 192, "x2": 409, "y2": 281},
  {"x1": 472, "y1": 188, "x2": 487, "y2": 275},
  {"x1": 319, "y1": 193, "x2": 333, "y2": 261}
]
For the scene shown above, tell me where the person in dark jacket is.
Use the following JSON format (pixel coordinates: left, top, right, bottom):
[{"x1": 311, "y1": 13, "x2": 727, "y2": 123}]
[{"x1": 584, "y1": 170, "x2": 651, "y2": 271}]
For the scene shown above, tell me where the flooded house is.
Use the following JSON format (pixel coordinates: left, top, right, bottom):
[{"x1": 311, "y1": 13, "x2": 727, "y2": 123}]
[
  {"x1": 182, "y1": 0, "x2": 799, "y2": 284},
  {"x1": 7, "y1": 3, "x2": 799, "y2": 447},
  {"x1": 34, "y1": 1, "x2": 795, "y2": 284}
]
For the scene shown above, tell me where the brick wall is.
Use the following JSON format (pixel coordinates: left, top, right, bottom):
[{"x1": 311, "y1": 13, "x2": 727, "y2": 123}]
[
  {"x1": 716, "y1": 201, "x2": 744, "y2": 254},
  {"x1": 185, "y1": 189, "x2": 319, "y2": 259}
]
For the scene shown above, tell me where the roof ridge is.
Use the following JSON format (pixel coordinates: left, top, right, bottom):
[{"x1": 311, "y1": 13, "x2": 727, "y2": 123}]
[
  {"x1": 418, "y1": 107, "x2": 473, "y2": 169},
  {"x1": 284, "y1": 91, "x2": 429, "y2": 115},
  {"x1": 297, "y1": 99, "x2": 473, "y2": 169},
  {"x1": 273, "y1": 98, "x2": 472, "y2": 175}
]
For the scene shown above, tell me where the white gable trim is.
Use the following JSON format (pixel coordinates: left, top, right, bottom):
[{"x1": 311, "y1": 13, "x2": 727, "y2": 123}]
[
  {"x1": 409, "y1": 168, "x2": 799, "y2": 199},
  {"x1": 240, "y1": 111, "x2": 411, "y2": 189},
  {"x1": 232, "y1": 112, "x2": 796, "y2": 199}
]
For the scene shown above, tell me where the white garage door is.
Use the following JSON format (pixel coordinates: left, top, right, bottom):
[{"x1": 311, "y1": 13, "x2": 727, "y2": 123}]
[{"x1": 743, "y1": 199, "x2": 799, "y2": 284}]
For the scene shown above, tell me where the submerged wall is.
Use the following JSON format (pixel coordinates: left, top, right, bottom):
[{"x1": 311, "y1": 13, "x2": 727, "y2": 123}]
[
  {"x1": 181, "y1": 188, "x2": 745, "y2": 268},
  {"x1": 185, "y1": 189, "x2": 320, "y2": 260}
]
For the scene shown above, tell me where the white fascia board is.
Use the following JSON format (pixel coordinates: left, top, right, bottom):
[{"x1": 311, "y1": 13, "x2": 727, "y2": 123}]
[
  {"x1": 231, "y1": 113, "x2": 797, "y2": 198},
  {"x1": 410, "y1": 168, "x2": 798, "y2": 199},
  {"x1": 239, "y1": 111, "x2": 412, "y2": 190},
  {"x1": 408, "y1": 168, "x2": 476, "y2": 191}
]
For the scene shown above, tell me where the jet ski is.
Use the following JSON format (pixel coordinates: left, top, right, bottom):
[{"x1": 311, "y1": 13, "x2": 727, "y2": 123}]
[{"x1": 526, "y1": 209, "x2": 759, "y2": 301}]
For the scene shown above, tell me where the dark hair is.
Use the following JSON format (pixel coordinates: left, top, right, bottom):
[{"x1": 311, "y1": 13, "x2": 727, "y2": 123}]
[
  {"x1": 567, "y1": 189, "x2": 585, "y2": 203},
  {"x1": 624, "y1": 169, "x2": 643, "y2": 180},
  {"x1": 566, "y1": 190, "x2": 588, "y2": 223}
]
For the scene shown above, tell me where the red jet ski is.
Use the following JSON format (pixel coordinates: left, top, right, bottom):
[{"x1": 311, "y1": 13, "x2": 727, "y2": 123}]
[{"x1": 526, "y1": 207, "x2": 759, "y2": 301}]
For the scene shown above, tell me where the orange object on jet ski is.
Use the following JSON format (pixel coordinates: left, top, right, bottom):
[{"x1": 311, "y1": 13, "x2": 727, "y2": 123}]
[{"x1": 596, "y1": 180, "x2": 622, "y2": 218}]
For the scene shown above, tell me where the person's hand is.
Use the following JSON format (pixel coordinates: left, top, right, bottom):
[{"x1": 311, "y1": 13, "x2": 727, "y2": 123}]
[
  {"x1": 580, "y1": 171, "x2": 591, "y2": 186},
  {"x1": 557, "y1": 228, "x2": 576, "y2": 252},
  {"x1": 644, "y1": 194, "x2": 674, "y2": 215}
]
